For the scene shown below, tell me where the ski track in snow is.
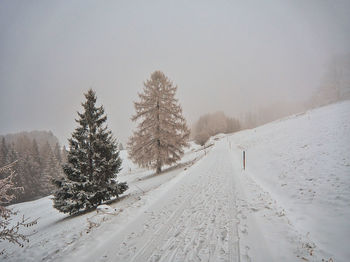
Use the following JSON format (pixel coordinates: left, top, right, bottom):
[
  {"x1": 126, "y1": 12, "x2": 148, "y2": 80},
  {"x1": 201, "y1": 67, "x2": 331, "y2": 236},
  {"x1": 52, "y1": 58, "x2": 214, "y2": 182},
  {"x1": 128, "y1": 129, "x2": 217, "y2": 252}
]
[
  {"x1": 128, "y1": 145, "x2": 239, "y2": 262},
  {"x1": 66, "y1": 142, "x2": 240, "y2": 262}
]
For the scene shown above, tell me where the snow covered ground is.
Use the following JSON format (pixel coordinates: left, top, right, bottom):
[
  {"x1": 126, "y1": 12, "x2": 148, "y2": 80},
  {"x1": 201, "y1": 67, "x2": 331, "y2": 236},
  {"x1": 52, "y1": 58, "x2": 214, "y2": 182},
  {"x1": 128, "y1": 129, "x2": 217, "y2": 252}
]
[
  {"x1": 230, "y1": 100, "x2": 350, "y2": 262},
  {"x1": 2, "y1": 101, "x2": 350, "y2": 262},
  {"x1": 2, "y1": 142, "x2": 206, "y2": 261}
]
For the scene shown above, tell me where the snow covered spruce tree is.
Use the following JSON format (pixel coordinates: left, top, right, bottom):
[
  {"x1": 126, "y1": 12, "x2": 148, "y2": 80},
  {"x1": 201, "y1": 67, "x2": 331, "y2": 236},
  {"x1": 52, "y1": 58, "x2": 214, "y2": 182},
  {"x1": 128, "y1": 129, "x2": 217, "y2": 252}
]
[
  {"x1": 53, "y1": 89, "x2": 128, "y2": 214},
  {"x1": 128, "y1": 71, "x2": 190, "y2": 174}
]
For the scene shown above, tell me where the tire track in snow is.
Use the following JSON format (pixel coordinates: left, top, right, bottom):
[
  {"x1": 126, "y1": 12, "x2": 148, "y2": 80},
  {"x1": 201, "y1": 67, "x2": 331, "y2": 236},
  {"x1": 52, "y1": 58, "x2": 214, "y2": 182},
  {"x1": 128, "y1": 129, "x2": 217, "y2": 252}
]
[
  {"x1": 130, "y1": 184, "x2": 204, "y2": 262},
  {"x1": 130, "y1": 140, "x2": 240, "y2": 262},
  {"x1": 228, "y1": 155, "x2": 240, "y2": 262}
]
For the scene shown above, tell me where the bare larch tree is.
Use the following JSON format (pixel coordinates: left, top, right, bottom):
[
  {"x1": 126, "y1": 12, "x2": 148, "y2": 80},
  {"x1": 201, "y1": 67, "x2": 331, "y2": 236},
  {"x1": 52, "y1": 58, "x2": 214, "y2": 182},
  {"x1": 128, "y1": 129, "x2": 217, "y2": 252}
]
[{"x1": 128, "y1": 71, "x2": 190, "y2": 174}]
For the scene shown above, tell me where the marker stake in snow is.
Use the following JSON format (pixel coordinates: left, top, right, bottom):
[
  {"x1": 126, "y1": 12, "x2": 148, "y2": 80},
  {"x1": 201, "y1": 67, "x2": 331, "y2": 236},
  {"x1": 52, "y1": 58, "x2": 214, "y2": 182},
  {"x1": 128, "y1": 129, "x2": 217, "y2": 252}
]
[{"x1": 243, "y1": 150, "x2": 246, "y2": 170}]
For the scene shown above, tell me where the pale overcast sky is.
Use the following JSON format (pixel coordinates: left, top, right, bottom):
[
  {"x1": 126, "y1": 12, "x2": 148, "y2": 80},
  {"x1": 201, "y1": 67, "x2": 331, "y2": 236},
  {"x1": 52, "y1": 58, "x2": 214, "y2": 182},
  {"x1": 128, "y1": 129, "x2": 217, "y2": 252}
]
[{"x1": 1, "y1": 0, "x2": 350, "y2": 144}]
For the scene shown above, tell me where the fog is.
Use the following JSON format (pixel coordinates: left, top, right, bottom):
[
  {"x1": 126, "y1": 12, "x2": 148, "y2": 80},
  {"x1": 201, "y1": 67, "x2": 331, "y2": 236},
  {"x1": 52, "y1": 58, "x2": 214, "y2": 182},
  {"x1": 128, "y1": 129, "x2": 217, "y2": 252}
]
[{"x1": 1, "y1": 0, "x2": 350, "y2": 145}]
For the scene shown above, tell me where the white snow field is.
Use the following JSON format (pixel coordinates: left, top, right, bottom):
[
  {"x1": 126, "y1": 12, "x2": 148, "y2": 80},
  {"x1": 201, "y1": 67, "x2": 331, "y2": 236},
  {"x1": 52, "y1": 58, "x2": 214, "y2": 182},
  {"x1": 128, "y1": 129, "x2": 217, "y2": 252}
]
[{"x1": 2, "y1": 101, "x2": 350, "y2": 262}]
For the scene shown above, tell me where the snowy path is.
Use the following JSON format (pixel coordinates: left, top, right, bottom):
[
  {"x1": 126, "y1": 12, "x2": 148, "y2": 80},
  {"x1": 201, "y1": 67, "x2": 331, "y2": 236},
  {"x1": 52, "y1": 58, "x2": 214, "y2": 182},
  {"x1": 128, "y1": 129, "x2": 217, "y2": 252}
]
[
  {"x1": 130, "y1": 143, "x2": 239, "y2": 262},
  {"x1": 63, "y1": 140, "x2": 241, "y2": 262},
  {"x1": 63, "y1": 137, "x2": 321, "y2": 262}
]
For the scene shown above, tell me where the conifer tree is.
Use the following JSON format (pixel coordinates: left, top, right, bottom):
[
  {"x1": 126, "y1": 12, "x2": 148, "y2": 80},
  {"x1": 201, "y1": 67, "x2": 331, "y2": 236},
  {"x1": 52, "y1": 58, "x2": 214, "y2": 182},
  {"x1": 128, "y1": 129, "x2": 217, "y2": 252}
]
[
  {"x1": 40, "y1": 144, "x2": 59, "y2": 195},
  {"x1": 31, "y1": 139, "x2": 41, "y2": 167},
  {"x1": 0, "y1": 136, "x2": 63, "y2": 202},
  {"x1": 61, "y1": 146, "x2": 68, "y2": 163},
  {"x1": 53, "y1": 142, "x2": 62, "y2": 164},
  {"x1": 53, "y1": 89, "x2": 128, "y2": 214},
  {"x1": 128, "y1": 71, "x2": 190, "y2": 174},
  {"x1": 0, "y1": 138, "x2": 8, "y2": 167}
]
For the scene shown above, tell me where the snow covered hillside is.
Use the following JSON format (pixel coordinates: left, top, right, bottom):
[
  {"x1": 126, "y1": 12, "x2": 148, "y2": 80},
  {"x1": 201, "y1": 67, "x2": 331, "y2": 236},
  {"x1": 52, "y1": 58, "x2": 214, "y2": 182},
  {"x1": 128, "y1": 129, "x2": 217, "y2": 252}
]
[
  {"x1": 2, "y1": 101, "x2": 349, "y2": 262},
  {"x1": 229, "y1": 100, "x2": 350, "y2": 261}
]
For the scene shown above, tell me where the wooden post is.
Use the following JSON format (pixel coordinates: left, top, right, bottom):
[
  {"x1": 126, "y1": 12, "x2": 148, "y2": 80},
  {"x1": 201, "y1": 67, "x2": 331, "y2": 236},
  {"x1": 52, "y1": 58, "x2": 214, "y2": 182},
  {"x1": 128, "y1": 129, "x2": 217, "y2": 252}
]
[{"x1": 243, "y1": 150, "x2": 246, "y2": 170}]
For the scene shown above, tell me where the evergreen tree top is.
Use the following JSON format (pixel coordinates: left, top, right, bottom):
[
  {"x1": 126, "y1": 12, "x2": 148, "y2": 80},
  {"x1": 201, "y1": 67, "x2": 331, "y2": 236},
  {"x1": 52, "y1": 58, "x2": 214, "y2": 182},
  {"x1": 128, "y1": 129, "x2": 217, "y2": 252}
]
[{"x1": 76, "y1": 89, "x2": 107, "y2": 130}]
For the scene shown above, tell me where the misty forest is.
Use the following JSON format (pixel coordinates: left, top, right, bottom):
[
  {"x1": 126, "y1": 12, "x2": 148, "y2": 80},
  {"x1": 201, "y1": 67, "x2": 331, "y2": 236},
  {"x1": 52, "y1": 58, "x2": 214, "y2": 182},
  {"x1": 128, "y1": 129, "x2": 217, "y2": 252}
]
[{"x1": 1, "y1": 1, "x2": 350, "y2": 262}]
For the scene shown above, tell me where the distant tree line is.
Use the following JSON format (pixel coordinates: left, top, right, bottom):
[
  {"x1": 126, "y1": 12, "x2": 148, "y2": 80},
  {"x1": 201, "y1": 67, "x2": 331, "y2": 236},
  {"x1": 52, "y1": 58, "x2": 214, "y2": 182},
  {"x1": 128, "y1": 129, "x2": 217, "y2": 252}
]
[
  {"x1": 240, "y1": 101, "x2": 307, "y2": 130},
  {"x1": 192, "y1": 112, "x2": 241, "y2": 145},
  {"x1": 0, "y1": 132, "x2": 67, "y2": 203},
  {"x1": 191, "y1": 103, "x2": 306, "y2": 146},
  {"x1": 309, "y1": 54, "x2": 350, "y2": 107}
]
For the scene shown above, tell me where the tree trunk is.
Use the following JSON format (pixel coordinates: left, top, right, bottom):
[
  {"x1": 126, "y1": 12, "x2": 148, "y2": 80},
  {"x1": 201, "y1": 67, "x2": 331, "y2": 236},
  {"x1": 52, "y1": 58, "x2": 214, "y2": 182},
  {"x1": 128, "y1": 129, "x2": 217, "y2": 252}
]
[{"x1": 156, "y1": 97, "x2": 161, "y2": 174}]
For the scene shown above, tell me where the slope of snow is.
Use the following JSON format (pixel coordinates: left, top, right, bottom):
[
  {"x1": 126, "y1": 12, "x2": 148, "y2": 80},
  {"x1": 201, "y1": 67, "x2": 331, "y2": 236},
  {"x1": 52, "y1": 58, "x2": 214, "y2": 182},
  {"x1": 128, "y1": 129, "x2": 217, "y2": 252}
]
[
  {"x1": 229, "y1": 100, "x2": 350, "y2": 261},
  {"x1": 2, "y1": 143, "x2": 206, "y2": 262},
  {"x1": 59, "y1": 98, "x2": 350, "y2": 261}
]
